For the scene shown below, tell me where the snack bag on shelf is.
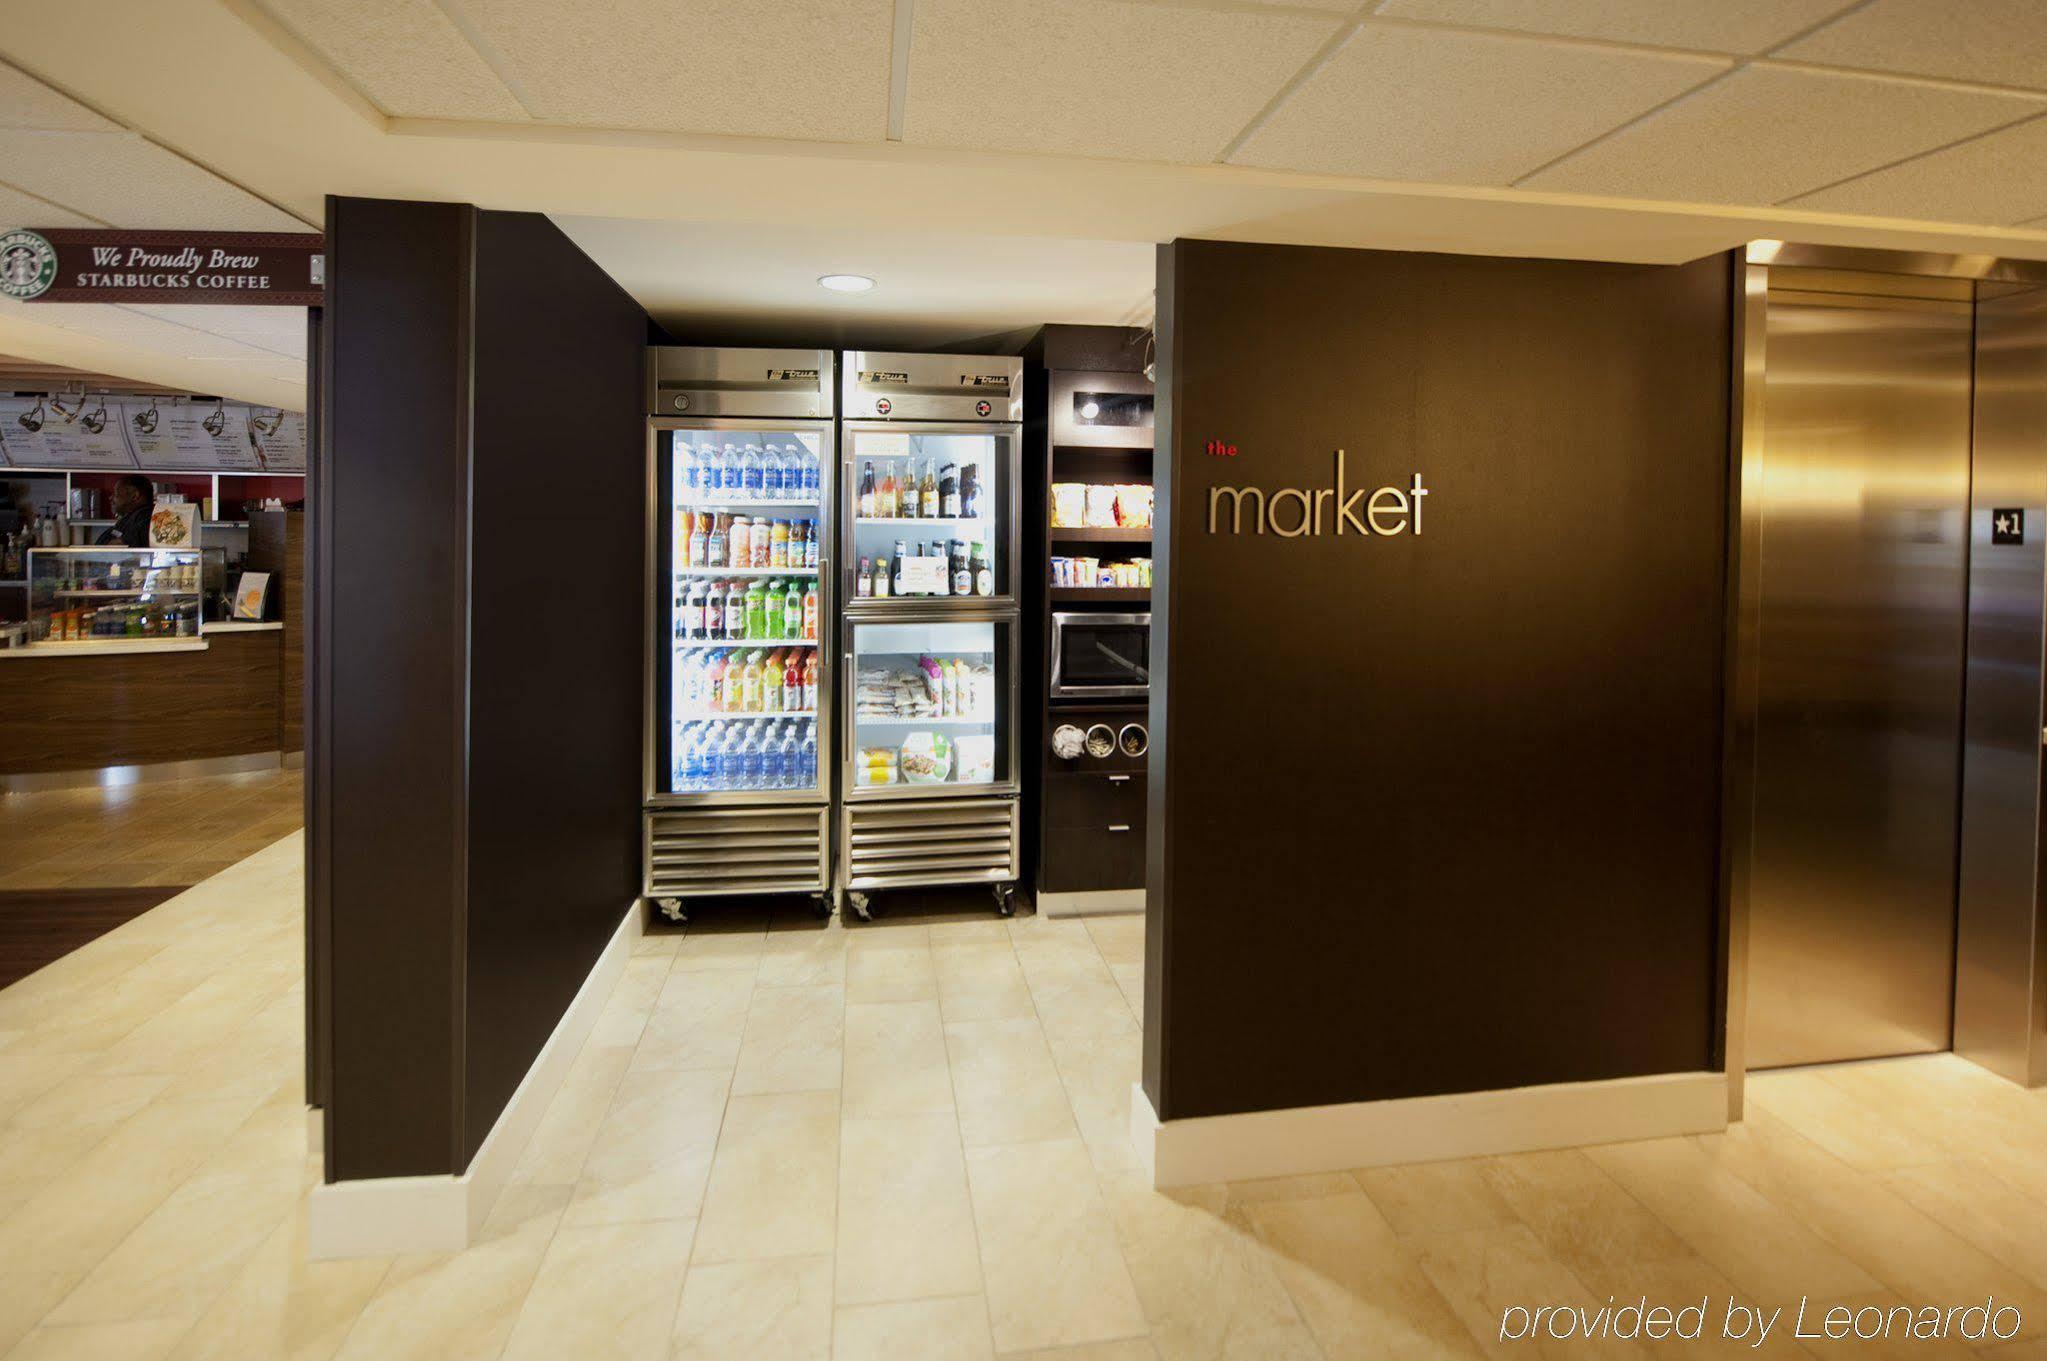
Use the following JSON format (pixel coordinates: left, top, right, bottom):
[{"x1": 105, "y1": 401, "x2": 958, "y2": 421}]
[
  {"x1": 1084, "y1": 485, "x2": 1118, "y2": 528},
  {"x1": 1050, "y1": 483, "x2": 1086, "y2": 528},
  {"x1": 1116, "y1": 484, "x2": 1154, "y2": 528}
]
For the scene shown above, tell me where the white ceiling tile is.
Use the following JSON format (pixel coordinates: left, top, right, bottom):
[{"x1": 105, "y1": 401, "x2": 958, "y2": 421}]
[
  {"x1": 0, "y1": 62, "x2": 119, "y2": 132},
  {"x1": 460, "y1": 0, "x2": 894, "y2": 140},
  {"x1": 0, "y1": 131, "x2": 308, "y2": 231},
  {"x1": 1374, "y1": 0, "x2": 1855, "y2": 53},
  {"x1": 1784, "y1": 113, "x2": 2047, "y2": 224},
  {"x1": 0, "y1": 182, "x2": 100, "y2": 228},
  {"x1": 1779, "y1": 0, "x2": 2047, "y2": 91},
  {"x1": 1231, "y1": 26, "x2": 1726, "y2": 184},
  {"x1": 903, "y1": 0, "x2": 1340, "y2": 163},
  {"x1": 255, "y1": 0, "x2": 528, "y2": 121},
  {"x1": 122, "y1": 304, "x2": 308, "y2": 358},
  {"x1": 1523, "y1": 66, "x2": 2044, "y2": 204}
]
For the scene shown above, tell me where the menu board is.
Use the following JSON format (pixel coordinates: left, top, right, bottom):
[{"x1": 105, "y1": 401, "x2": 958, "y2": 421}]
[
  {"x1": 241, "y1": 407, "x2": 306, "y2": 473},
  {"x1": 122, "y1": 399, "x2": 262, "y2": 471},
  {"x1": 0, "y1": 396, "x2": 307, "y2": 472},
  {"x1": 0, "y1": 395, "x2": 139, "y2": 469}
]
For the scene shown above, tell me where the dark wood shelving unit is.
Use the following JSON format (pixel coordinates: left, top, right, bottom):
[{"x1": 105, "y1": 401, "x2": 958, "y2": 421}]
[
  {"x1": 1049, "y1": 525, "x2": 1150, "y2": 544},
  {"x1": 1051, "y1": 586, "x2": 1148, "y2": 603}
]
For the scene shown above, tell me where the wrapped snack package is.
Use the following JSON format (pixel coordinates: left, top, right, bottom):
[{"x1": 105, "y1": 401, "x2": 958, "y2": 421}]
[
  {"x1": 899, "y1": 731, "x2": 954, "y2": 784},
  {"x1": 1116, "y1": 484, "x2": 1154, "y2": 528},
  {"x1": 857, "y1": 747, "x2": 899, "y2": 786},
  {"x1": 1084, "y1": 485, "x2": 1119, "y2": 528},
  {"x1": 955, "y1": 734, "x2": 995, "y2": 784},
  {"x1": 918, "y1": 654, "x2": 943, "y2": 705},
  {"x1": 1050, "y1": 483, "x2": 1086, "y2": 528},
  {"x1": 969, "y1": 663, "x2": 995, "y2": 717}
]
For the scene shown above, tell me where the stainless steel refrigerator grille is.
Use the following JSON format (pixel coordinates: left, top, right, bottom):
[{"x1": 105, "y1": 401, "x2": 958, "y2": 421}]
[
  {"x1": 844, "y1": 797, "x2": 1019, "y2": 888},
  {"x1": 646, "y1": 807, "x2": 828, "y2": 897}
]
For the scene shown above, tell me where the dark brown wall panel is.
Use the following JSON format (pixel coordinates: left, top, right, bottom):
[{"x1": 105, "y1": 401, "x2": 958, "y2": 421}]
[
  {"x1": 1147, "y1": 240, "x2": 1732, "y2": 1120},
  {"x1": 320, "y1": 196, "x2": 469, "y2": 1179},
  {"x1": 461, "y1": 211, "x2": 645, "y2": 1164}
]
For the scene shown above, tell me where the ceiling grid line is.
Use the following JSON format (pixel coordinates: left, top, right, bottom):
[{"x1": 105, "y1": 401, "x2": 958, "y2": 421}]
[
  {"x1": 224, "y1": 0, "x2": 392, "y2": 128},
  {"x1": 887, "y1": 0, "x2": 914, "y2": 141},
  {"x1": 0, "y1": 174, "x2": 110, "y2": 229},
  {"x1": 1213, "y1": 0, "x2": 1383, "y2": 163},
  {"x1": 431, "y1": 0, "x2": 546, "y2": 120},
  {"x1": 1505, "y1": 0, "x2": 1880, "y2": 189},
  {"x1": 1777, "y1": 107, "x2": 2047, "y2": 216}
]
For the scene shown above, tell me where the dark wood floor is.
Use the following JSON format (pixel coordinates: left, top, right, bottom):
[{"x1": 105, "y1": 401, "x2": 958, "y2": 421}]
[{"x1": 0, "y1": 887, "x2": 181, "y2": 988}]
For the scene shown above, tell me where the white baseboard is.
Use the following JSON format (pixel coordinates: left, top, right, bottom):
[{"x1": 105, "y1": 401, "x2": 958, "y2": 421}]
[
  {"x1": 1130, "y1": 1069, "x2": 1727, "y2": 1188},
  {"x1": 307, "y1": 901, "x2": 642, "y2": 1260},
  {"x1": 1038, "y1": 888, "x2": 1145, "y2": 919},
  {"x1": 306, "y1": 1106, "x2": 323, "y2": 1159}
]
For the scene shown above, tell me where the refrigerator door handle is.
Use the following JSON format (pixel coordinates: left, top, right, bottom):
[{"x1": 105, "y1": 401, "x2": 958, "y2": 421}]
[{"x1": 1106, "y1": 773, "x2": 1131, "y2": 783}]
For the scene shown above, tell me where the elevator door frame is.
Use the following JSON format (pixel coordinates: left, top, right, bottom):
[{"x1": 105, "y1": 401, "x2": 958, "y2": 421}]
[{"x1": 1721, "y1": 243, "x2": 2047, "y2": 1116}]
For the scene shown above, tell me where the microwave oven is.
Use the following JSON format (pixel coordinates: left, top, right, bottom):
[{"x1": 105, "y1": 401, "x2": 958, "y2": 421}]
[{"x1": 1050, "y1": 612, "x2": 1150, "y2": 699}]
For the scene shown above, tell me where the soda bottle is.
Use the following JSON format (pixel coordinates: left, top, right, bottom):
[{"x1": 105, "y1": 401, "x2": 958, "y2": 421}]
[
  {"x1": 724, "y1": 582, "x2": 747, "y2": 640},
  {"x1": 677, "y1": 582, "x2": 700, "y2": 640},
  {"x1": 857, "y1": 557, "x2": 871, "y2": 598},
  {"x1": 783, "y1": 583, "x2": 803, "y2": 638},
  {"x1": 803, "y1": 583, "x2": 819, "y2": 639},
  {"x1": 803, "y1": 653, "x2": 819, "y2": 712},
  {"x1": 720, "y1": 442, "x2": 743, "y2": 493},
  {"x1": 744, "y1": 581, "x2": 766, "y2": 640},
  {"x1": 763, "y1": 444, "x2": 784, "y2": 500}
]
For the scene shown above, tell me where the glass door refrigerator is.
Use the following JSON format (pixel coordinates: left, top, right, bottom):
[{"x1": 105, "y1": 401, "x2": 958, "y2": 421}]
[
  {"x1": 836, "y1": 352, "x2": 1023, "y2": 917},
  {"x1": 645, "y1": 347, "x2": 835, "y2": 922}
]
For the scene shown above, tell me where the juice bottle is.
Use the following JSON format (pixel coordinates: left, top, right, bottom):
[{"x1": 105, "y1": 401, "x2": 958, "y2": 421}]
[
  {"x1": 783, "y1": 581, "x2": 803, "y2": 638},
  {"x1": 751, "y1": 518, "x2": 771, "y2": 568},
  {"x1": 742, "y1": 650, "x2": 764, "y2": 711},
  {"x1": 804, "y1": 520, "x2": 820, "y2": 570},
  {"x1": 774, "y1": 518, "x2": 792, "y2": 569},
  {"x1": 705, "y1": 583, "x2": 724, "y2": 638},
  {"x1": 782, "y1": 653, "x2": 803, "y2": 713},
  {"x1": 763, "y1": 650, "x2": 784, "y2": 714},
  {"x1": 802, "y1": 582, "x2": 819, "y2": 639},
  {"x1": 687, "y1": 510, "x2": 707, "y2": 567},
  {"x1": 707, "y1": 513, "x2": 728, "y2": 568},
  {"x1": 745, "y1": 581, "x2": 767, "y2": 639},
  {"x1": 877, "y1": 464, "x2": 896, "y2": 519},
  {"x1": 706, "y1": 650, "x2": 728, "y2": 712},
  {"x1": 803, "y1": 653, "x2": 819, "y2": 712},
  {"x1": 729, "y1": 515, "x2": 750, "y2": 570}
]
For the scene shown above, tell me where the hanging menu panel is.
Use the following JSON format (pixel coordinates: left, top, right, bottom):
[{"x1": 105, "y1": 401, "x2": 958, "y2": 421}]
[
  {"x1": 121, "y1": 399, "x2": 263, "y2": 471},
  {"x1": 241, "y1": 407, "x2": 306, "y2": 472},
  {"x1": 0, "y1": 396, "x2": 139, "y2": 468}
]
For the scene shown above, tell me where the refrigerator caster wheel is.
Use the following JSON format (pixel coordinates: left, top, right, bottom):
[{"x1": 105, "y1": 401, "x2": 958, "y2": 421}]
[
  {"x1": 811, "y1": 893, "x2": 833, "y2": 920},
  {"x1": 657, "y1": 897, "x2": 686, "y2": 924},
  {"x1": 848, "y1": 891, "x2": 873, "y2": 922},
  {"x1": 993, "y1": 884, "x2": 1016, "y2": 917}
]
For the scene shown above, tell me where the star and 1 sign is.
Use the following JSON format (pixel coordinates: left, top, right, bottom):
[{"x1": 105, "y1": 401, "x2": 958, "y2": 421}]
[{"x1": 1993, "y1": 509, "x2": 2025, "y2": 546}]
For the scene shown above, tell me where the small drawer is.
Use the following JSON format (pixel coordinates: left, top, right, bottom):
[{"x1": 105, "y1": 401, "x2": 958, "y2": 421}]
[
  {"x1": 1040, "y1": 823, "x2": 1145, "y2": 893},
  {"x1": 1044, "y1": 770, "x2": 1146, "y2": 830}
]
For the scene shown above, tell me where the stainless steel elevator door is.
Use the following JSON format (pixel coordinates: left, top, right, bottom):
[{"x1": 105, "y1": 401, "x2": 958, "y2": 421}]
[{"x1": 1747, "y1": 289, "x2": 1974, "y2": 1069}]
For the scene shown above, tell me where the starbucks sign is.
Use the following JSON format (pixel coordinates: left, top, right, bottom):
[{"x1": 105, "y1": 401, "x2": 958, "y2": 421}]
[{"x1": 0, "y1": 229, "x2": 57, "y2": 300}]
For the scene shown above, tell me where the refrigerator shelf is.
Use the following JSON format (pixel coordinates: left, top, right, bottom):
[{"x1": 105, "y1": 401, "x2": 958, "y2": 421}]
[
  {"x1": 672, "y1": 636, "x2": 818, "y2": 649},
  {"x1": 856, "y1": 516, "x2": 989, "y2": 528},
  {"x1": 852, "y1": 714, "x2": 993, "y2": 725},
  {"x1": 678, "y1": 497, "x2": 821, "y2": 511},
  {"x1": 673, "y1": 565, "x2": 819, "y2": 578},
  {"x1": 676, "y1": 708, "x2": 817, "y2": 722}
]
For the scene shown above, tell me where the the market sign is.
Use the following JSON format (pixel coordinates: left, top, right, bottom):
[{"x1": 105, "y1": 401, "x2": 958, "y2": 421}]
[
  {"x1": 0, "y1": 228, "x2": 322, "y2": 305},
  {"x1": 1205, "y1": 448, "x2": 1429, "y2": 537}
]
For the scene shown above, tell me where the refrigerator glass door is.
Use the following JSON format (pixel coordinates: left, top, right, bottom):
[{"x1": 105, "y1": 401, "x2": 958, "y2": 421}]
[
  {"x1": 848, "y1": 618, "x2": 1014, "y2": 796},
  {"x1": 660, "y1": 425, "x2": 828, "y2": 800},
  {"x1": 843, "y1": 427, "x2": 1014, "y2": 606}
]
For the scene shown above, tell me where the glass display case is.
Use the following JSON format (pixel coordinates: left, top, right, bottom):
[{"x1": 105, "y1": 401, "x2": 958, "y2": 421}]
[
  {"x1": 848, "y1": 618, "x2": 1013, "y2": 792},
  {"x1": 24, "y1": 546, "x2": 204, "y2": 644},
  {"x1": 842, "y1": 427, "x2": 1014, "y2": 606}
]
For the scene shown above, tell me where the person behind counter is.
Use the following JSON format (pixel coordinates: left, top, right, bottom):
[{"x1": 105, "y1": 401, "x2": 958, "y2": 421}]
[{"x1": 97, "y1": 475, "x2": 154, "y2": 548}]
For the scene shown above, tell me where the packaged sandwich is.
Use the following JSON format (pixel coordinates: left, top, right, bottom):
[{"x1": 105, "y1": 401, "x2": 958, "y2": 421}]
[
  {"x1": 899, "y1": 731, "x2": 954, "y2": 784},
  {"x1": 954, "y1": 734, "x2": 994, "y2": 784}
]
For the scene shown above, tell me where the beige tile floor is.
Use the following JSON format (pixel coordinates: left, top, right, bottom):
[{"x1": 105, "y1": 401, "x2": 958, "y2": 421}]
[
  {"x1": 4, "y1": 839, "x2": 2047, "y2": 1359},
  {"x1": 0, "y1": 768, "x2": 303, "y2": 890}
]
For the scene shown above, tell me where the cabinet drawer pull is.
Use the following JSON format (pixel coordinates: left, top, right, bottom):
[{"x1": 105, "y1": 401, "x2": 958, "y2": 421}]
[
  {"x1": 1106, "y1": 774, "x2": 1131, "y2": 783},
  {"x1": 1108, "y1": 824, "x2": 1131, "y2": 833}
]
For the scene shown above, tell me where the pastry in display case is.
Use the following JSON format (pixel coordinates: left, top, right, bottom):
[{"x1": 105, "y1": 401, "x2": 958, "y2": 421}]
[{"x1": 24, "y1": 546, "x2": 205, "y2": 644}]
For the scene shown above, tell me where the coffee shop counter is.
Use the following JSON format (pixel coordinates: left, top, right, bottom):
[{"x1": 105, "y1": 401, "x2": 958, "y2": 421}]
[{"x1": 0, "y1": 624, "x2": 293, "y2": 789}]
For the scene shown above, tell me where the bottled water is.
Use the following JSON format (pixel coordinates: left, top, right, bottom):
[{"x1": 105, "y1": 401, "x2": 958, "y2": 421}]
[
  {"x1": 719, "y1": 727, "x2": 745, "y2": 789},
  {"x1": 763, "y1": 444, "x2": 784, "y2": 500},
  {"x1": 720, "y1": 442, "x2": 744, "y2": 493},
  {"x1": 806, "y1": 446, "x2": 822, "y2": 497},
  {"x1": 678, "y1": 441, "x2": 698, "y2": 493},
  {"x1": 742, "y1": 443, "x2": 765, "y2": 496},
  {"x1": 799, "y1": 727, "x2": 817, "y2": 789},
  {"x1": 762, "y1": 724, "x2": 787, "y2": 788},
  {"x1": 741, "y1": 726, "x2": 765, "y2": 788},
  {"x1": 780, "y1": 727, "x2": 802, "y2": 789}
]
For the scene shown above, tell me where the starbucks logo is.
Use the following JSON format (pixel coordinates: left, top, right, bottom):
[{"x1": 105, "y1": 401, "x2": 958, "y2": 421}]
[{"x1": 0, "y1": 230, "x2": 57, "y2": 300}]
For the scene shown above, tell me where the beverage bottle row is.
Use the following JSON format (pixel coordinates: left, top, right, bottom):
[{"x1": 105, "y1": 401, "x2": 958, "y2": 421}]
[
  {"x1": 677, "y1": 578, "x2": 818, "y2": 641},
  {"x1": 856, "y1": 458, "x2": 979, "y2": 519},
  {"x1": 685, "y1": 511, "x2": 819, "y2": 572},
  {"x1": 677, "y1": 719, "x2": 818, "y2": 792},
  {"x1": 855, "y1": 540, "x2": 993, "y2": 598},
  {"x1": 680, "y1": 441, "x2": 820, "y2": 500},
  {"x1": 680, "y1": 647, "x2": 818, "y2": 715}
]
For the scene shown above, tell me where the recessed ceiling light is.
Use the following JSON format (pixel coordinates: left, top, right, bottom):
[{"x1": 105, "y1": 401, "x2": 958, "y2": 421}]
[{"x1": 819, "y1": 274, "x2": 875, "y2": 293}]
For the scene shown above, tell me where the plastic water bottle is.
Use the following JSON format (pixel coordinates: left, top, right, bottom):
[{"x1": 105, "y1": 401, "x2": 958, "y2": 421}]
[
  {"x1": 761, "y1": 444, "x2": 782, "y2": 500},
  {"x1": 719, "y1": 727, "x2": 744, "y2": 790},
  {"x1": 779, "y1": 727, "x2": 801, "y2": 789},
  {"x1": 762, "y1": 724, "x2": 786, "y2": 788},
  {"x1": 720, "y1": 442, "x2": 743, "y2": 493},
  {"x1": 742, "y1": 724, "x2": 766, "y2": 788},
  {"x1": 679, "y1": 728, "x2": 702, "y2": 790},
  {"x1": 802, "y1": 446, "x2": 820, "y2": 498},
  {"x1": 742, "y1": 443, "x2": 764, "y2": 497},
  {"x1": 799, "y1": 727, "x2": 817, "y2": 790}
]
